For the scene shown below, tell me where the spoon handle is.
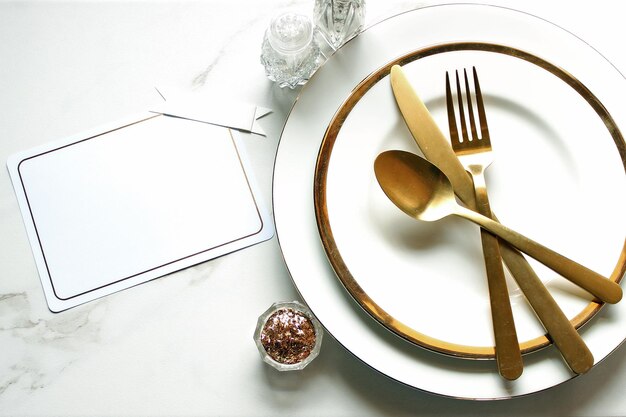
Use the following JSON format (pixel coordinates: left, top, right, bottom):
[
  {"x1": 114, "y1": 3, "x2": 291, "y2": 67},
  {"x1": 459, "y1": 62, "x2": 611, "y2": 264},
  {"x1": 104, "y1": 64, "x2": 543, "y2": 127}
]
[{"x1": 456, "y1": 206, "x2": 623, "y2": 304}]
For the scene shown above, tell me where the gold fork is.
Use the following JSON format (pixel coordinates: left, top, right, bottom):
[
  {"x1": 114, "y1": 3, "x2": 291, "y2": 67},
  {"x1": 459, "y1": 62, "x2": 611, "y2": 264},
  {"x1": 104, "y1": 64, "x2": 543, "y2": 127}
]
[
  {"x1": 446, "y1": 67, "x2": 594, "y2": 375},
  {"x1": 446, "y1": 68, "x2": 522, "y2": 380}
]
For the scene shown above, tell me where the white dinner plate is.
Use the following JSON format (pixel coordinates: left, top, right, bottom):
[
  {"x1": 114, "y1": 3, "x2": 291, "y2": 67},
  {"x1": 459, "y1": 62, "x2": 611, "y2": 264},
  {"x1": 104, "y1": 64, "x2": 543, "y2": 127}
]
[
  {"x1": 273, "y1": 4, "x2": 626, "y2": 399},
  {"x1": 314, "y1": 43, "x2": 625, "y2": 358}
]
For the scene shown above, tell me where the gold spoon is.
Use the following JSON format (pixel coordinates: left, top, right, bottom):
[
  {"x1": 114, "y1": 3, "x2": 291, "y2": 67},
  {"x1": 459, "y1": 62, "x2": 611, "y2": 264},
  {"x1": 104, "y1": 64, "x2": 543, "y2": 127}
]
[{"x1": 374, "y1": 150, "x2": 623, "y2": 304}]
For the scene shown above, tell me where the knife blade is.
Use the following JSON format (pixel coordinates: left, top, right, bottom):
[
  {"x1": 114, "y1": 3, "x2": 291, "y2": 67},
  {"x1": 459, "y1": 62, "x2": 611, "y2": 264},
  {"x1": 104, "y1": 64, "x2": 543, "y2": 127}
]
[
  {"x1": 390, "y1": 64, "x2": 596, "y2": 374},
  {"x1": 391, "y1": 65, "x2": 476, "y2": 207}
]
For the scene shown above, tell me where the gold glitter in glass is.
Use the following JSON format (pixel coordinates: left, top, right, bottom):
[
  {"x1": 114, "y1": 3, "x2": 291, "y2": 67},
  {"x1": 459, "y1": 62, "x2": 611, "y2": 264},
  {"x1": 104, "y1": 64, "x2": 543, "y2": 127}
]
[{"x1": 260, "y1": 308, "x2": 317, "y2": 364}]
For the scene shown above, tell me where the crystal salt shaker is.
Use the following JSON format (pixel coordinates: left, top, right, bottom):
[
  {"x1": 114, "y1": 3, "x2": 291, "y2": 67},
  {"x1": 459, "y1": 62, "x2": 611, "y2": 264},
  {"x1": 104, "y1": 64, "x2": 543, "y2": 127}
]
[
  {"x1": 314, "y1": 0, "x2": 365, "y2": 50},
  {"x1": 260, "y1": 13, "x2": 322, "y2": 89}
]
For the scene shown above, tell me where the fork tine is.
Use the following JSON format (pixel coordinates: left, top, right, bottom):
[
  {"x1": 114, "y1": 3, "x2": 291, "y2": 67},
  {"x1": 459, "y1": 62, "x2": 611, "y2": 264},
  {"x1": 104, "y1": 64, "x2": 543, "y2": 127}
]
[
  {"x1": 455, "y1": 70, "x2": 470, "y2": 142},
  {"x1": 473, "y1": 66, "x2": 490, "y2": 142},
  {"x1": 445, "y1": 72, "x2": 460, "y2": 145},
  {"x1": 464, "y1": 69, "x2": 479, "y2": 141}
]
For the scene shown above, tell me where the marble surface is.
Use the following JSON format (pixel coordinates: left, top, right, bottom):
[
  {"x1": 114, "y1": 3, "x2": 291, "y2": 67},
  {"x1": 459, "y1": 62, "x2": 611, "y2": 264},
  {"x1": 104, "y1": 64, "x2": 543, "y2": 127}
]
[{"x1": 1, "y1": 0, "x2": 626, "y2": 415}]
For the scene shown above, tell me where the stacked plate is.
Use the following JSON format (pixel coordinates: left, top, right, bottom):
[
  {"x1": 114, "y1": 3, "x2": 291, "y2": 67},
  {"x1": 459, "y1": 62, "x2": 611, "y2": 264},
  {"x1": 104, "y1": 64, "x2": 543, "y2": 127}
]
[{"x1": 273, "y1": 4, "x2": 626, "y2": 399}]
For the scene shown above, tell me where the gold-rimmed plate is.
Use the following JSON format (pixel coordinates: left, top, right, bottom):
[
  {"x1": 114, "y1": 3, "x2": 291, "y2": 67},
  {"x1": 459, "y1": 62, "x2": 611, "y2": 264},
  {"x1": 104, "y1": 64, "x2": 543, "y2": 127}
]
[
  {"x1": 273, "y1": 4, "x2": 626, "y2": 399},
  {"x1": 314, "y1": 42, "x2": 626, "y2": 359}
]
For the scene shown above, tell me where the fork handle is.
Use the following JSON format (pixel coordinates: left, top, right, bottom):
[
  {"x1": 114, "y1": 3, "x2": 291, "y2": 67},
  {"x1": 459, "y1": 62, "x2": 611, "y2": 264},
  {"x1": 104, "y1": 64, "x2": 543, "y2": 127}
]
[
  {"x1": 456, "y1": 206, "x2": 623, "y2": 304},
  {"x1": 470, "y1": 168, "x2": 523, "y2": 380}
]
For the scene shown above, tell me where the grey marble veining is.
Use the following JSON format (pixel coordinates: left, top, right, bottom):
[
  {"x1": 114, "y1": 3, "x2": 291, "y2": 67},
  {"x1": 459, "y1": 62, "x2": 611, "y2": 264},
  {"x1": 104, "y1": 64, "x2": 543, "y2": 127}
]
[{"x1": 0, "y1": 292, "x2": 103, "y2": 396}]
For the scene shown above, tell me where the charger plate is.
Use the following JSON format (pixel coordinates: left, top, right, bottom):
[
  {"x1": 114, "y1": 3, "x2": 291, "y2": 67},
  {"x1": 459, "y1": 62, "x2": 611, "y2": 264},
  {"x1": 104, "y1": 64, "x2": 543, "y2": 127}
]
[{"x1": 273, "y1": 4, "x2": 626, "y2": 399}]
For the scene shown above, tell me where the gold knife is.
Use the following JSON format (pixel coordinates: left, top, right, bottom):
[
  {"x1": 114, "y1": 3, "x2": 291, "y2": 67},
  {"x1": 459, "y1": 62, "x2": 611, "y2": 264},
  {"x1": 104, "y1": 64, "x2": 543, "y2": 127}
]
[{"x1": 390, "y1": 64, "x2": 597, "y2": 374}]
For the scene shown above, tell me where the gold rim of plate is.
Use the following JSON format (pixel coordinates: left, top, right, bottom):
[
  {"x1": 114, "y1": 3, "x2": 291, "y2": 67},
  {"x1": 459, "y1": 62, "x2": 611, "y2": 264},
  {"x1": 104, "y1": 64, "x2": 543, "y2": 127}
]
[{"x1": 313, "y1": 41, "x2": 626, "y2": 359}]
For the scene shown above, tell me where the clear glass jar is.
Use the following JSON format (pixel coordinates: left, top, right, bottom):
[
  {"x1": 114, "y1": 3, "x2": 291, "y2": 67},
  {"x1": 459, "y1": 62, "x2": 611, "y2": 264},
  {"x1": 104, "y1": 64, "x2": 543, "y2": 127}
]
[
  {"x1": 254, "y1": 301, "x2": 323, "y2": 371},
  {"x1": 314, "y1": 0, "x2": 366, "y2": 50},
  {"x1": 260, "y1": 13, "x2": 323, "y2": 89}
]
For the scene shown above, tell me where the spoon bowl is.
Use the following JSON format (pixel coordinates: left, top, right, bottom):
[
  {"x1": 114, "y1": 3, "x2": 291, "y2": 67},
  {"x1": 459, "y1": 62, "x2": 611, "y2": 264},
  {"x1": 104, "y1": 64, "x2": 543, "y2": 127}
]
[{"x1": 374, "y1": 150, "x2": 456, "y2": 222}]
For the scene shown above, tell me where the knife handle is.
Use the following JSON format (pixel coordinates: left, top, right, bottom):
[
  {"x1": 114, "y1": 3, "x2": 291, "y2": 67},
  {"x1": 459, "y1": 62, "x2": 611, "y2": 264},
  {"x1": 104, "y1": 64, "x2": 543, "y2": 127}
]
[{"x1": 498, "y1": 242, "x2": 594, "y2": 374}]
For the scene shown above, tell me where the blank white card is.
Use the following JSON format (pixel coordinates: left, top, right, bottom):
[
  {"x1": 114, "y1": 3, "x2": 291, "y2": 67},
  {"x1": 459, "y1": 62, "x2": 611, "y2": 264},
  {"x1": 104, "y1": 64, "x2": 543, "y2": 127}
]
[{"x1": 8, "y1": 113, "x2": 273, "y2": 312}]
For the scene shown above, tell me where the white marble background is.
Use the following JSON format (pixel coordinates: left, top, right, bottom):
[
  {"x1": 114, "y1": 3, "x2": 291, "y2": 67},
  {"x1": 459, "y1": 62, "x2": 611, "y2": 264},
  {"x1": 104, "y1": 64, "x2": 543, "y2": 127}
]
[{"x1": 1, "y1": 0, "x2": 626, "y2": 415}]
